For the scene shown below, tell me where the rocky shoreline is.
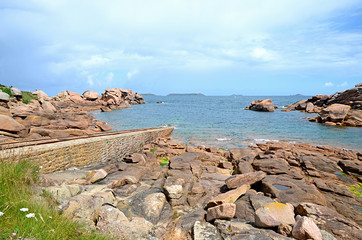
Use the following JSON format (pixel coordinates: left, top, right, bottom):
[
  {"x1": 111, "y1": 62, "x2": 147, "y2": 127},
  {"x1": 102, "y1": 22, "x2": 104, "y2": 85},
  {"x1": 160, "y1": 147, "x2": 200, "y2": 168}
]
[
  {"x1": 0, "y1": 87, "x2": 145, "y2": 143},
  {"x1": 244, "y1": 84, "x2": 362, "y2": 128},
  {"x1": 284, "y1": 83, "x2": 362, "y2": 127},
  {"x1": 40, "y1": 137, "x2": 362, "y2": 240}
]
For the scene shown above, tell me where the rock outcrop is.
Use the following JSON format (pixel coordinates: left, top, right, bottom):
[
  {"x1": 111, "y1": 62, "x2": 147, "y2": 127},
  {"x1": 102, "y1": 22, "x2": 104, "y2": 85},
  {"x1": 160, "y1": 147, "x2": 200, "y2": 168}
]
[
  {"x1": 285, "y1": 83, "x2": 362, "y2": 127},
  {"x1": 40, "y1": 138, "x2": 362, "y2": 240},
  {"x1": 0, "y1": 86, "x2": 145, "y2": 142},
  {"x1": 245, "y1": 99, "x2": 276, "y2": 112}
]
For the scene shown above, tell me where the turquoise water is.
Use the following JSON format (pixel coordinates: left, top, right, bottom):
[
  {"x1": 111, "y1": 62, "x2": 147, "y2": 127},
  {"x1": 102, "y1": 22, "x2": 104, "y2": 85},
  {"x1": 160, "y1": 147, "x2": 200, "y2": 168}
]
[{"x1": 92, "y1": 95, "x2": 362, "y2": 151}]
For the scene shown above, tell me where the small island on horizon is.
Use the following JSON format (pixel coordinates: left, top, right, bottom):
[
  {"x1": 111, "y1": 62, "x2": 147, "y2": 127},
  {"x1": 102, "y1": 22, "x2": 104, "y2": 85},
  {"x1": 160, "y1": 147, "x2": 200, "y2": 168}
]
[{"x1": 167, "y1": 93, "x2": 205, "y2": 96}]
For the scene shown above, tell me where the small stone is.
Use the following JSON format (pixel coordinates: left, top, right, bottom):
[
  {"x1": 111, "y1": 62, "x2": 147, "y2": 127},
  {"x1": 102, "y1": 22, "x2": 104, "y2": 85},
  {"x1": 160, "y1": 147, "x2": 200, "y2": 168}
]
[
  {"x1": 255, "y1": 202, "x2": 295, "y2": 228},
  {"x1": 277, "y1": 223, "x2": 292, "y2": 236},
  {"x1": 164, "y1": 177, "x2": 184, "y2": 199},
  {"x1": 292, "y1": 216, "x2": 322, "y2": 240},
  {"x1": 206, "y1": 203, "x2": 236, "y2": 222},
  {"x1": 88, "y1": 169, "x2": 108, "y2": 183}
]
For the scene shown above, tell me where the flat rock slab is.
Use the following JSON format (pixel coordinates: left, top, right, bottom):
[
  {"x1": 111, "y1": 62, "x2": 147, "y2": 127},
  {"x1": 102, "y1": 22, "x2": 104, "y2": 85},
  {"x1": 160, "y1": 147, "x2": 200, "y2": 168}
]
[
  {"x1": 226, "y1": 171, "x2": 266, "y2": 189},
  {"x1": 261, "y1": 175, "x2": 327, "y2": 206},
  {"x1": 207, "y1": 185, "x2": 250, "y2": 208},
  {"x1": 255, "y1": 202, "x2": 295, "y2": 228}
]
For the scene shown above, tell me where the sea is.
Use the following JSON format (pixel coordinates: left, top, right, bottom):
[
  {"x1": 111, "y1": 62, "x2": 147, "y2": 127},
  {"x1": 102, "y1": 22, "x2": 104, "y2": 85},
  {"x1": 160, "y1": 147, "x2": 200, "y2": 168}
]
[{"x1": 91, "y1": 95, "x2": 362, "y2": 151}]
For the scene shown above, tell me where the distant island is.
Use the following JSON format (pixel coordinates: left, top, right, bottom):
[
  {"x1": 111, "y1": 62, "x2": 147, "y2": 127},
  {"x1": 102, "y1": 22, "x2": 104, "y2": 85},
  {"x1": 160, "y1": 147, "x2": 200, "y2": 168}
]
[
  {"x1": 167, "y1": 93, "x2": 205, "y2": 96},
  {"x1": 141, "y1": 93, "x2": 158, "y2": 96}
]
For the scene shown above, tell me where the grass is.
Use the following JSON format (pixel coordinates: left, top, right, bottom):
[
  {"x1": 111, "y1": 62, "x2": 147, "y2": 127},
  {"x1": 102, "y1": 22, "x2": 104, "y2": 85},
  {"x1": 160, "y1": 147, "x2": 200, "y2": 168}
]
[
  {"x1": 347, "y1": 183, "x2": 362, "y2": 198},
  {"x1": 0, "y1": 86, "x2": 38, "y2": 104},
  {"x1": 21, "y1": 91, "x2": 38, "y2": 104},
  {"x1": 160, "y1": 157, "x2": 169, "y2": 167},
  {"x1": 0, "y1": 159, "x2": 112, "y2": 239},
  {"x1": 0, "y1": 87, "x2": 13, "y2": 97}
]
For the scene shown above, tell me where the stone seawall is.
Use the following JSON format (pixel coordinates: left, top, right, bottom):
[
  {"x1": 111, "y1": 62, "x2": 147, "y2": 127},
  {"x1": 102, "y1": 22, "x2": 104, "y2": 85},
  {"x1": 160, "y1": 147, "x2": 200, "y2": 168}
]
[{"x1": 0, "y1": 127, "x2": 173, "y2": 173}]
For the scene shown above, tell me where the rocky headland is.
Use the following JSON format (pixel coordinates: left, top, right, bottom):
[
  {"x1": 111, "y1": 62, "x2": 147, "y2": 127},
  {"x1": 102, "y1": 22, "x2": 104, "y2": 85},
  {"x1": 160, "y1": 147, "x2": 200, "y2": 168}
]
[
  {"x1": 0, "y1": 86, "x2": 145, "y2": 143},
  {"x1": 39, "y1": 137, "x2": 362, "y2": 240},
  {"x1": 285, "y1": 83, "x2": 362, "y2": 127}
]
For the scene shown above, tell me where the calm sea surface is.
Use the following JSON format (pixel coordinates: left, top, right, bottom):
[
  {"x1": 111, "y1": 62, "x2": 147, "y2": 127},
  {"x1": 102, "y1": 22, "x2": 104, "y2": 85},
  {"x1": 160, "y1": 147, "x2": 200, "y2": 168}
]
[{"x1": 92, "y1": 95, "x2": 362, "y2": 151}]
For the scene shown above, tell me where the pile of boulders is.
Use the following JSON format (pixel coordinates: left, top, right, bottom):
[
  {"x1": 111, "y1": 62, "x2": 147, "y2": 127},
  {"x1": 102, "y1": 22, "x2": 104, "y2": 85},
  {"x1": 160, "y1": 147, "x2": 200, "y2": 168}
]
[
  {"x1": 40, "y1": 138, "x2": 362, "y2": 240},
  {"x1": 245, "y1": 99, "x2": 277, "y2": 112},
  {"x1": 0, "y1": 86, "x2": 145, "y2": 142},
  {"x1": 285, "y1": 83, "x2": 362, "y2": 127}
]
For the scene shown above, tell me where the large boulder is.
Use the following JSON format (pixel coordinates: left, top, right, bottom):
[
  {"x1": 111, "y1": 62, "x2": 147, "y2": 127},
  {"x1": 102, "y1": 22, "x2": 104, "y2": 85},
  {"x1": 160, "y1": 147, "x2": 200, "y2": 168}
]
[
  {"x1": 255, "y1": 202, "x2": 295, "y2": 228},
  {"x1": 246, "y1": 99, "x2": 276, "y2": 112},
  {"x1": 0, "y1": 114, "x2": 25, "y2": 132},
  {"x1": 32, "y1": 89, "x2": 48, "y2": 101},
  {"x1": 318, "y1": 104, "x2": 351, "y2": 122},
  {"x1": 0, "y1": 91, "x2": 10, "y2": 102},
  {"x1": 10, "y1": 87, "x2": 22, "y2": 97},
  {"x1": 82, "y1": 90, "x2": 99, "y2": 101},
  {"x1": 292, "y1": 216, "x2": 322, "y2": 240},
  {"x1": 295, "y1": 203, "x2": 361, "y2": 240},
  {"x1": 206, "y1": 203, "x2": 236, "y2": 221}
]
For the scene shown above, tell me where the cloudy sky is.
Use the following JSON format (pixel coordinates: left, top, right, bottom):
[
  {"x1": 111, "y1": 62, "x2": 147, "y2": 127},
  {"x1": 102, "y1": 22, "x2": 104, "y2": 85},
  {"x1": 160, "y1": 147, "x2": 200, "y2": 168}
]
[{"x1": 1, "y1": 0, "x2": 362, "y2": 96}]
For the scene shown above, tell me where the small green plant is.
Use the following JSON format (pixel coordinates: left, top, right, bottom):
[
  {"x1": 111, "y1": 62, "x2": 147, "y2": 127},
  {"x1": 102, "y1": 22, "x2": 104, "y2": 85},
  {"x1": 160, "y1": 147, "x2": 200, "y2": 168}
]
[
  {"x1": 21, "y1": 91, "x2": 38, "y2": 104},
  {"x1": 160, "y1": 157, "x2": 169, "y2": 166},
  {"x1": 150, "y1": 148, "x2": 157, "y2": 153},
  {"x1": 347, "y1": 183, "x2": 362, "y2": 198},
  {"x1": 0, "y1": 87, "x2": 13, "y2": 97}
]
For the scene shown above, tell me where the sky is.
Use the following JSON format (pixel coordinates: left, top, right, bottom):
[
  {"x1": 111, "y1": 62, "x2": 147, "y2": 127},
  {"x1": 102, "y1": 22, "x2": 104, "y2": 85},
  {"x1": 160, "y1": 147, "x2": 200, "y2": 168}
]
[{"x1": 0, "y1": 0, "x2": 362, "y2": 96}]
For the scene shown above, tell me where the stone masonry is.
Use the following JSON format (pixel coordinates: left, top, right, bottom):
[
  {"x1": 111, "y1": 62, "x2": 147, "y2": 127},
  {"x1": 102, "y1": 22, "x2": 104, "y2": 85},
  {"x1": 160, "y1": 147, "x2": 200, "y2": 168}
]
[{"x1": 0, "y1": 127, "x2": 173, "y2": 173}]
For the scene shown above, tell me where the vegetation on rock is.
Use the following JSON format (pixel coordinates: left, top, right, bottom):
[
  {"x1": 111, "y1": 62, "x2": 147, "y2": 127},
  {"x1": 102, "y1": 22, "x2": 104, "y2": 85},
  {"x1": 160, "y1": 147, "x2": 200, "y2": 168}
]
[{"x1": 0, "y1": 159, "x2": 111, "y2": 239}]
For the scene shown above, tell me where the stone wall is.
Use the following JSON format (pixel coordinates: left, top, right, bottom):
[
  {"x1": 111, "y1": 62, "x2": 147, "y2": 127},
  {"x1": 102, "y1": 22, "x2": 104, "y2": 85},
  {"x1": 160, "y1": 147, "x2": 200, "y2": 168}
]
[{"x1": 0, "y1": 127, "x2": 173, "y2": 173}]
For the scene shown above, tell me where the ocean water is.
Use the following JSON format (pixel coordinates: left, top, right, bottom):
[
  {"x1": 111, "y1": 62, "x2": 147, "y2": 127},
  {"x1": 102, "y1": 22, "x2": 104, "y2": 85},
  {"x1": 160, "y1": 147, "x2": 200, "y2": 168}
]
[{"x1": 91, "y1": 95, "x2": 362, "y2": 151}]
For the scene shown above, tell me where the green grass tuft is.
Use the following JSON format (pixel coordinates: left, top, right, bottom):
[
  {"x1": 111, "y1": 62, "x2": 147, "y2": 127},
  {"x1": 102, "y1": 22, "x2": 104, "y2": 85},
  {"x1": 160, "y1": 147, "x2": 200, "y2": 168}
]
[
  {"x1": 0, "y1": 87, "x2": 13, "y2": 97},
  {"x1": 150, "y1": 148, "x2": 157, "y2": 153},
  {"x1": 21, "y1": 91, "x2": 38, "y2": 104},
  {"x1": 347, "y1": 183, "x2": 362, "y2": 198},
  {"x1": 160, "y1": 157, "x2": 169, "y2": 167},
  {"x1": 0, "y1": 159, "x2": 112, "y2": 239}
]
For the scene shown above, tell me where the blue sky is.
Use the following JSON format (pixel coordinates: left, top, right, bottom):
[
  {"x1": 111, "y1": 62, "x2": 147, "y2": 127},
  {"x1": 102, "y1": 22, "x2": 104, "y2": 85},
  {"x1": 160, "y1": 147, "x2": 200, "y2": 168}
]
[{"x1": 0, "y1": 0, "x2": 362, "y2": 96}]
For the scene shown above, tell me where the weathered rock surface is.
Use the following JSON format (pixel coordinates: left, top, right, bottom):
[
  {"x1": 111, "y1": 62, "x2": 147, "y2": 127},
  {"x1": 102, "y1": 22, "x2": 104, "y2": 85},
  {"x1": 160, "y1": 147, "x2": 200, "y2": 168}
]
[
  {"x1": 245, "y1": 99, "x2": 276, "y2": 112},
  {"x1": 206, "y1": 203, "x2": 236, "y2": 221},
  {"x1": 193, "y1": 221, "x2": 221, "y2": 240},
  {"x1": 226, "y1": 171, "x2": 266, "y2": 189},
  {"x1": 39, "y1": 138, "x2": 361, "y2": 240},
  {"x1": 255, "y1": 202, "x2": 295, "y2": 228},
  {"x1": 0, "y1": 114, "x2": 25, "y2": 132},
  {"x1": 0, "y1": 86, "x2": 145, "y2": 142},
  {"x1": 292, "y1": 216, "x2": 322, "y2": 240},
  {"x1": 285, "y1": 84, "x2": 362, "y2": 127},
  {"x1": 82, "y1": 90, "x2": 99, "y2": 101}
]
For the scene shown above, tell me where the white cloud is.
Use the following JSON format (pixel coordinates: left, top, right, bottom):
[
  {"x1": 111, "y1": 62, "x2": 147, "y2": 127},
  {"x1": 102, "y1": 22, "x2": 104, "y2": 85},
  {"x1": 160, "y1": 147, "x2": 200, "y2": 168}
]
[
  {"x1": 127, "y1": 70, "x2": 139, "y2": 79},
  {"x1": 1, "y1": 0, "x2": 362, "y2": 94},
  {"x1": 250, "y1": 48, "x2": 277, "y2": 62},
  {"x1": 324, "y1": 82, "x2": 334, "y2": 87}
]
